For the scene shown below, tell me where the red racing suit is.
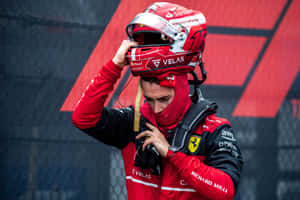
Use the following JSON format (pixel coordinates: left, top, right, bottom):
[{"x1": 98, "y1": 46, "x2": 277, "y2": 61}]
[{"x1": 72, "y1": 60, "x2": 243, "y2": 200}]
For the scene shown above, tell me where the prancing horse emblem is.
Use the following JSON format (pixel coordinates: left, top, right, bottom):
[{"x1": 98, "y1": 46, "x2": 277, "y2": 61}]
[{"x1": 188, "y1": 136, "x2": 201, "y2": 153}]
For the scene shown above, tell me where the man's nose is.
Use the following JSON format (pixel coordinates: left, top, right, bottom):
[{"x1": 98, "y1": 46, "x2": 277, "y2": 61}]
[{"x1": 153, "y1": 102, "x2": 162, "y2": 114}]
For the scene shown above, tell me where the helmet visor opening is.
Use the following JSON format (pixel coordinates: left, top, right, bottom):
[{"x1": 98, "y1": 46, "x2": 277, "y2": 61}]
[{"x1": 132, "y1": 31, "x2": 173, "y2": 45}]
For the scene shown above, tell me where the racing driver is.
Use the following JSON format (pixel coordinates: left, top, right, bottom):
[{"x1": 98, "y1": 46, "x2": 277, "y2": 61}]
[{"x1": 72, "y1": 2, "x2": 243, "y2": 200}]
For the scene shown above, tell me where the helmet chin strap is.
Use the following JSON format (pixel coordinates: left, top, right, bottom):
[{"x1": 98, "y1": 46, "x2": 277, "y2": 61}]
[
  {"x1": 198, "y1": 54, "x2": 207, "y2": 85},
  {"x1": 189, "y1": 54, "x2": 207, "y2": 103}
]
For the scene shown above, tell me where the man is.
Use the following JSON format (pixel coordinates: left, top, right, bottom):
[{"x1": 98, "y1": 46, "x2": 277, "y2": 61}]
[{"x1": 72, "y1": 2, "x2": 243, "y2": 200}]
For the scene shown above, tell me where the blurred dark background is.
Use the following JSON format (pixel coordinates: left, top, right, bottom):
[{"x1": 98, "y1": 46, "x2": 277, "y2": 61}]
[{"x1": 1, "y1": 0, "x2": 299, "y2": 199}]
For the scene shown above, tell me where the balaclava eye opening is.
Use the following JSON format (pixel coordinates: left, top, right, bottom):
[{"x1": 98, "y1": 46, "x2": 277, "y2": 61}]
[{"x1": 140, "y1": 74, "x2": 192, "y2": 134}]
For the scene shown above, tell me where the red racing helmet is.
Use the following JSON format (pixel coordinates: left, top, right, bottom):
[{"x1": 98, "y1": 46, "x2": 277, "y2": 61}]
[{"x1": 126, "y1": 2, "x2": 207, "y2": 77}]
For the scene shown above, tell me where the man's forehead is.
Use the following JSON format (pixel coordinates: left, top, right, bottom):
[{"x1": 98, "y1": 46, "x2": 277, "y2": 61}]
[{"x1": 141, "y1": 80, "x2": 172, "y2": 90}]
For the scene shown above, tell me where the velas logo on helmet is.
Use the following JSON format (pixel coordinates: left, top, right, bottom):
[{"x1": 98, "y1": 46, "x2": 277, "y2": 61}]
[
  {"x1": 126, "y1": 2, "x2": 207, "y2": 77},
  {"x1": 162, "y1": 56, "x2": 185, "y2": 65}
]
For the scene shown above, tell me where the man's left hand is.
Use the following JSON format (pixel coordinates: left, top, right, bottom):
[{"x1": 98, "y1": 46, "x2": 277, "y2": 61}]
[{"x1": 136, "y1": 123, "x2": 170, "y2": 158}]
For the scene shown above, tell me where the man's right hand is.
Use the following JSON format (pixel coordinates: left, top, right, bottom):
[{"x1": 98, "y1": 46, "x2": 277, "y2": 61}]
[{"x1": 112, "y1": 40, "x2": 138, "y2": 68}]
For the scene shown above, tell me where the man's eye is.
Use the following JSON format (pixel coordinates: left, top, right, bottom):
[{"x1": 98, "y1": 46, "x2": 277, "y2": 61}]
[
  {"x1": 145, "y1": 98, "x2": 153, "y2": 102},
  {"x1": 158, "y1": 97, "x2": 169, "y2": 102}
]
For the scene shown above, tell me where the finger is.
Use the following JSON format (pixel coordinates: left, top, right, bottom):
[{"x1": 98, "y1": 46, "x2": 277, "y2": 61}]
[
  {"x1": 136, "y1": 130, "x2": 151, "y2": 139},
  {"x1": 129, "y1": 40, "x2": 138, "y2": 47},
  {"x1": 123, "y1": 41, "x2": 138, "y2": 65},
  {"x1": 142, "y1": 138, "x2": 155, "y2": 151},
  {"x1": 120, "y1": 40, "x2": 136, "y2": 52},
  {"x1": 125, "y1": 40, "x2": 138, "y2": 48},
  {"x1": 145, "y1": 122, "x2": 157, "y2": 131}
]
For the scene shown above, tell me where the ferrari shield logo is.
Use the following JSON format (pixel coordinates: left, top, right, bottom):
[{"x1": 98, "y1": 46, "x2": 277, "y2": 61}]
[{"x1": 188, "y1": 136, "x2": 201, "y2": 153}]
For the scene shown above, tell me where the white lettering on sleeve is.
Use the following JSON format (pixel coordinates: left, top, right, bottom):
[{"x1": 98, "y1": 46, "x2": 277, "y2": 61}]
[{"x1": 191, "y1": 171, "x2": 228, "y2": 193}]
